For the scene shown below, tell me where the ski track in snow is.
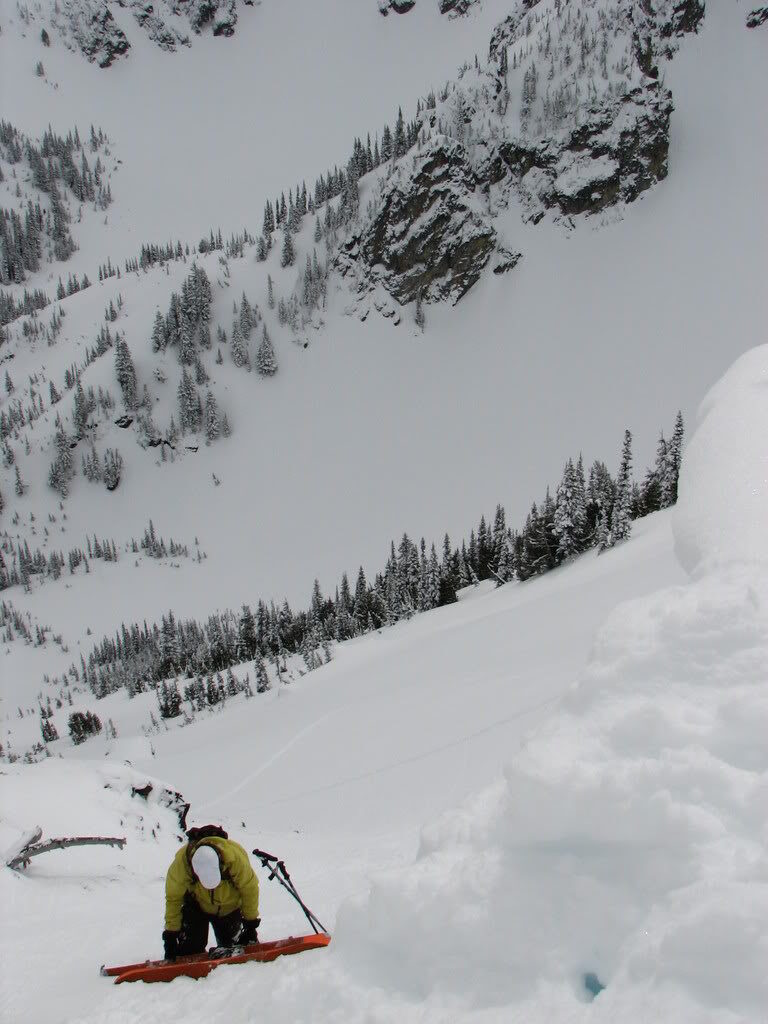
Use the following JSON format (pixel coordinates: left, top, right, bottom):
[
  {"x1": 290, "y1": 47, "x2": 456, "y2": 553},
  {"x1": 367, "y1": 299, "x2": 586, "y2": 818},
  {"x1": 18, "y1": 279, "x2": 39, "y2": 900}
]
[
  {"x1": 254, "y1": 688, "x2": 559, "y2": 808},
  {"x1": 194, "y1": 710, "x2": 339, "y2": 814}
]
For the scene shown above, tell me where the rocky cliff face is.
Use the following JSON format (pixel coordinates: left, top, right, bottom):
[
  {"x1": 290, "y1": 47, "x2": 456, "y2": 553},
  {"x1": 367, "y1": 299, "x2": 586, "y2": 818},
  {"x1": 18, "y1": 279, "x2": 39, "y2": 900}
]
[
  {"x1": 51, "y1": 0, "x2": 252, "y2": 62},
  {"x1": 338, "y1": 138, "x2": 496, "y2": 305},
  {"x1": 378, "y1": 0, "x2": 479, "y2": 16},
  {"x1": 489, "y1": 79, "x2": 673, "y2": 221},
  {"x1": 57, "y1": 0, "x2": 131, "y2": 67},
  {"x1": 746, "y1": 6, "x2": 768, "y2": 28},
  {"x1": 341, "y1": 0, "x2": 707, "y2": 312}
]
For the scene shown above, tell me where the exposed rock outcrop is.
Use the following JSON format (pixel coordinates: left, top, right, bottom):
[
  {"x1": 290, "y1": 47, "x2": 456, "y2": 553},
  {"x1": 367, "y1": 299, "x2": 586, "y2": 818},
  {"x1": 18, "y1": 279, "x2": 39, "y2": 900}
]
[
  {"x1": 378, "y1": 0, "x2": 479, "y2": 16},
  {"x1": 656, "y1": 0, "x2": 705, "y2": 40},
  {"x1": 378, "y1": 0, "x2": 417, "y2": 14},
  {"x1": 746, "y1": 6, "x2": 768, "y2": 28},
  {"x1": 489, "y1": 80, "x2": 673, "y2": 221},
  {"x1": 338, "y1": 137, "x2": 496, "y2": 305},
  {"x1": 127, "y1": 0, "x2": 189, "y2": 50},
  {"x1": 52, "y1": 0, "x2": 254, "y2": 61},
  {"x1": 58, "y1": 0, "x2": 130, "y2": 67},
  {"x1": 438, "y1": 0, "x2": 481, "y2": 16}
]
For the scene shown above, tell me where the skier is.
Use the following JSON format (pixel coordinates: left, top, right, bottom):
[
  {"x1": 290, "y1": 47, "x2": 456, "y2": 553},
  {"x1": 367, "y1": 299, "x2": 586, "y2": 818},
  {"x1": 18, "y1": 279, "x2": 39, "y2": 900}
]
[{"x1": 162, "y1": 826, "x2": 261, "y2": 961}]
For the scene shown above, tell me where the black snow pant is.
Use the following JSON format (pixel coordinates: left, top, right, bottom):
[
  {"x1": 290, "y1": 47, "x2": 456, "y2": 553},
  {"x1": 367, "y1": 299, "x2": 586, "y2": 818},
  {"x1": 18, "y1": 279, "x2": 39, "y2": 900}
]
[{"x1": 178, "y1": 893, "x2": 243, "y2": 954}]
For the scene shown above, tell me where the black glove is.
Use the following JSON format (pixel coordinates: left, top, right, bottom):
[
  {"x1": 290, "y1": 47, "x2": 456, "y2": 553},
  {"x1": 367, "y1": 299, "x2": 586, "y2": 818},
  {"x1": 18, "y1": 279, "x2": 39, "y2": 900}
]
[
  {"x1": 239, "y1": 918, "x2": 260, "y2": 945},
  {"x1": 162, "y1": 930, "x2": 179, "y2": 961}
]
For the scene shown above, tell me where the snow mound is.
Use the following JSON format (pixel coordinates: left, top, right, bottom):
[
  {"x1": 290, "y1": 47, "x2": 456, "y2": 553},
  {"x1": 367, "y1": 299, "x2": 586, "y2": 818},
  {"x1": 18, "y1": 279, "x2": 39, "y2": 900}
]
[
  {"x1": 673, "y1": 343, "x2": 768, "y2": 577},
  {"x1": 1, "y1": 759, "x2": 186, "y2": 866}
]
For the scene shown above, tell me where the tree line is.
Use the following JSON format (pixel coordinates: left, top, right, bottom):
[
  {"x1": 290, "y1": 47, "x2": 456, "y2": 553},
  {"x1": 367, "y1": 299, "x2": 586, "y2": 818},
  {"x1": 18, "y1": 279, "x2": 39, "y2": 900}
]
[{"x1": 75, "y1": 414, "x2": 683, "y2": 702}]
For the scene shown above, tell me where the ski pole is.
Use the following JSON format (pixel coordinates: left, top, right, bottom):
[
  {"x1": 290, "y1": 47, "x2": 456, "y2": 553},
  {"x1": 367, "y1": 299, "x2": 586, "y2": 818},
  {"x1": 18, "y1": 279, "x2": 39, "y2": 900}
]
[{"x1": 252, "y1": 848, "x2": 328, "y2": 934}]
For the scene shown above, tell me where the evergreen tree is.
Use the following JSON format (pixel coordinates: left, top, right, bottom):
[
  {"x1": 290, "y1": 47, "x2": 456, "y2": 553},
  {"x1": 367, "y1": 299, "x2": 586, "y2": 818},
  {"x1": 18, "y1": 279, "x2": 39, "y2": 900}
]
[
  {"x1": 72, "y1": 380, "x2": 88, "y2": 436},
  {"x1": 240, "y1": 294, "x2": 254, "y2": 339},
  {"x1": 607, "y1": 429, "x2": 633, "y2": 548},
  {"x1": 158, "y1": 681, "x2": 182, "y2": 719},
  {"x1": 393, "y1": 107, "x2": 406, "y2": 158},
  {"x1": 177, "y1": 369, "x2": 201, "y2": 432},
  {"x1": 255, "y1": 657, "x2": 270, "y2": 693},
  {"x1": 280, "y1": 230, "x2": 295, "y2": 268},
  {"x1": 353, "y1": 566, "x2": 369, "y2": 628},
  {"x1": 665, "y1": 411, "x2": 684, "y2": 506},
  {"x1": 103, "y1": 448, "x2": 123, "y2": 490},
  {"x1": 641, "y1": 431, "x2": 667, "y2": 514},
  {"x1": 114, "y1": 338, "x2": 137, "y2": 408},
  {"x1": 230, "y1": 320, "x2": 250, "y2": 369},
  {"x1": 257, "y1": 326, "x2": 278, "y2": 376},
  {"x1": 238, "y1": 604, "x2": 257, "y2": 660},
  {"x1": 586, "y1": 460, "x2": 615, "y2": 542},
  {"x1": 204, "y1": 391, "x2": 220, "y2": 442},
  {"x1": 554, "y1": 458, "x2": 587, "y2": 562}
]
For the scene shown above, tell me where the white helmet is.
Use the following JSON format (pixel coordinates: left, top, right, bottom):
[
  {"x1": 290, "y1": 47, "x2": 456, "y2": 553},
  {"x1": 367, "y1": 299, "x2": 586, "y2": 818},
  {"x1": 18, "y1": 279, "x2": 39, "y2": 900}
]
[{"x1": 191, "y1": 845, "x2": 222, "y2": 889}]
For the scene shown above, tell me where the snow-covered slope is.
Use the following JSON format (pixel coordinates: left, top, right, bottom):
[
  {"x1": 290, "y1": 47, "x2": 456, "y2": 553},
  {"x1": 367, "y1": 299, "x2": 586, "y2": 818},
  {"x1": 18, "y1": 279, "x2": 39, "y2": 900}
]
[
  {"x1": 1, "y1": 3, "x2": 767, "y2": 1019},
  {"x1": 1, "y1": 2, "x2": 765, "y2": 661},
  {"x1": 3, "y1": 343, "x2": 767, "y2": 1023},
  {"x1": 2, "y1": 503, "x2": 682, "y2": 1021}
]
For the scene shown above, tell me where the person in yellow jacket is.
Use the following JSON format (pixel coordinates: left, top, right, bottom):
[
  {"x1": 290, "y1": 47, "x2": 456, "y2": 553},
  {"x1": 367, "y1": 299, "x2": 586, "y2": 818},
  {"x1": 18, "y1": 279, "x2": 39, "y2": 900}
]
[{"x1": 162, "y1": 826, "x2": 261, "y2": 960}]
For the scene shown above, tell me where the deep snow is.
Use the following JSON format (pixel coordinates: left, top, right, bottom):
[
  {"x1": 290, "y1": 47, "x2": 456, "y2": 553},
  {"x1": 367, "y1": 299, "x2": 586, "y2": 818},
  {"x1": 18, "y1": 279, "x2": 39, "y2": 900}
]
[
  {"x1": 1, "y1": 1, "x2": 767, "y2": 1021},
  {"x1": 3, "y1": 345, "x2": 768, "y2": 1023}
]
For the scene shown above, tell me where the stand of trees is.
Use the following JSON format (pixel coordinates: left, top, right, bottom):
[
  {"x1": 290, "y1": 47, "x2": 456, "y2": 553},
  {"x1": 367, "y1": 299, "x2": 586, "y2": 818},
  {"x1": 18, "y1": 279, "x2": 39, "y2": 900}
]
[{"x1": 78, "y1": 415, "x2": 684, "y2": 701}]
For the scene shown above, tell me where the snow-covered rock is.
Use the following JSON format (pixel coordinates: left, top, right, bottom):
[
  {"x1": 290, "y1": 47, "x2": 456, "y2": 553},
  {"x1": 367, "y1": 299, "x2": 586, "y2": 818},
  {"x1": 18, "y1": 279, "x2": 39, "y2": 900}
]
[
  {"x1": 378, "y1": 0, "x2": 417, "y2": 15},
  {"x1": 746, "y1": 5, "x2": 768, "y2": 29},
  {"x1": 48, "y1": 0, "x2": 253, "y2": 61},
  {"x1": 491, "y1": 80, "x2": 674, "y2": 220},
  {"x1": 55, "y1": 0, "x2": 131, "y2": 68},
  {"x1": 438, "y1": 0, "x2": 481, "y2": 16},
  {"x1": 339, "y1": 137, "x2": 496, "y2": 305}
]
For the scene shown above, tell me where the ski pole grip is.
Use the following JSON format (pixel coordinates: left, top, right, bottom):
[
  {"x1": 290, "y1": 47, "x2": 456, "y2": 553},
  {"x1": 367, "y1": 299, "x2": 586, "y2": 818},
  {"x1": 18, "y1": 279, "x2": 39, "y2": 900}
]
[{"x1": 252, "y1": 847, "x2": 278, "y2": 862}]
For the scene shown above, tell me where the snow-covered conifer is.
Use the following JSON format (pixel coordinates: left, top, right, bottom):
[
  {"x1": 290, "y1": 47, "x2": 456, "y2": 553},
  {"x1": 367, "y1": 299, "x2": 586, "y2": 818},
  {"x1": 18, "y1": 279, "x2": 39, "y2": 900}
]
[
  {"x1": 554, "y1": 458, "x2": 587, "y2": 562},
  {"x1": 607, "y1": 429, "x2": 633, "y2": 547},
  {"x1": 114, "y1": 338, "x2": 137, "y2": 408},
  {"x1": 280, "y1": 230, "x2": 295, "y2": 268},
  {"x1": 204, "y1": 391, "x2": 220, "y2": 443},
  {"x1": 177, "y1": 369, "x2": 201, "y2": 432},
  {"x1": 151, "y1": 310, "x2": 167, "y2": 353},
  {"x1": 103, "y1": 448, "x2": 123, "y2": 491},
  {"x1": 255, "y1": 657, "x2": 270, "y2": 693},
  {"x1": 239, "y1": 294, "x2": 254, "y2": 339},
  {"x1": 665, "y1": 411, "x2": 684, "y2": 506},
  {"x1": 230, "y1": 320, "x2": 250, "y2": 369},
  {"x1": 257, "y1": 326, "x2": 278, "y2": 376}
]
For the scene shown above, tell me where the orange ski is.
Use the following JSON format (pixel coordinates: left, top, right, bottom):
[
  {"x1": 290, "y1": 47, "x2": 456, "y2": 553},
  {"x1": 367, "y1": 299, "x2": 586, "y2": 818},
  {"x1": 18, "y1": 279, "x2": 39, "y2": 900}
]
[{"x1": 102, "y1": 934, "x2": 331, "y2": 984}]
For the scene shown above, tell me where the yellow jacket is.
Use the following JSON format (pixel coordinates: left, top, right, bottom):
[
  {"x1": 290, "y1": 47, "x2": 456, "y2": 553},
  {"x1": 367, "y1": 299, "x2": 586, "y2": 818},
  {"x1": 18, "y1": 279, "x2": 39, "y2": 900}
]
[{"x1": 165, "y1": 836, "x2": 260, "y2": 931}]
